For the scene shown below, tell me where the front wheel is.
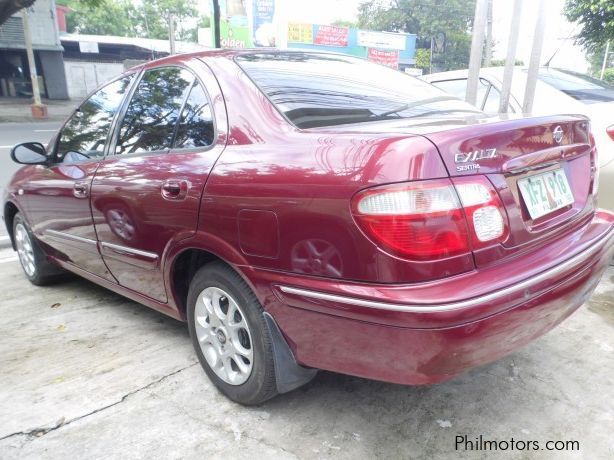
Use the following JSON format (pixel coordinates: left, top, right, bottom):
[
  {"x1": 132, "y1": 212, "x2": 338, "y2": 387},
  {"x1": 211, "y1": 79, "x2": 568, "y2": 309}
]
[
  {"x1": 187, "y1": 262, "x2": 278, "y2": 405},
  {"x1": 13, "y1": 213, "x2": 64, "y2": 285}
]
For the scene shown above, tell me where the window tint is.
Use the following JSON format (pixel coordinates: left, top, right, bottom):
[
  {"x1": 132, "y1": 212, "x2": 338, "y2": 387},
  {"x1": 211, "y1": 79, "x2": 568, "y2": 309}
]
[
  {"x1": 173, "y1": 81, "x2": 215, "y2": 149},
  {"x1": 115, "y1": 67, "x2": 194, "y2": 155},
  {"x1": 236, "y1": 53, "x2": 482, "y2": 129},
  {"x1": 431, "y1": 78, "x2": 490, "y2": 109},
  {"x1": 56, "y1": 75, "x2": 133, "y2": 163},
  {"x1": 537, "y1": 68, "x2": 614, "y2": 104}
]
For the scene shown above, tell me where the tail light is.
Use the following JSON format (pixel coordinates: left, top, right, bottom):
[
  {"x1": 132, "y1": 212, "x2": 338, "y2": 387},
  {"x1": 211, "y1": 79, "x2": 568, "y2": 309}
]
[
  {"x1": 452, "y1": 176, "x2": 509, "y2": 250},
  {"x1": 607, "y1": 125, "x2": 614, "y2": 142},
  {"x1": 351, "y1": 177, "x2": 508, "y2": 261}
]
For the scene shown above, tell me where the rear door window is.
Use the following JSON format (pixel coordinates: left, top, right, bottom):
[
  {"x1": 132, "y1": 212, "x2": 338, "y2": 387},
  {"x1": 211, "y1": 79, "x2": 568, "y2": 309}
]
[
  {"x1": 115, "y1": 67, "x2": 194, "y2": 155},
  {"x1": 173, "y1": 81, "x2": 215, "y2": 149}
]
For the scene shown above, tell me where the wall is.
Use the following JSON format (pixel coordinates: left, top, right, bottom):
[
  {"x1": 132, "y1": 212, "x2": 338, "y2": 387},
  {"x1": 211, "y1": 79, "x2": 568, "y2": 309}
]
[
  {"x1": 64, "y1": 60, "x2": 125, "y2": 99},
  {"x1": 39, "y1": 51, "x2": 68, "y2": 99}
]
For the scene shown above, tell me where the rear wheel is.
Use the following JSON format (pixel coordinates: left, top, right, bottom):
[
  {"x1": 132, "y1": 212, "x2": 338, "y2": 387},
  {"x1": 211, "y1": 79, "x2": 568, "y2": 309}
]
[
  {"x1": 187, "y1": 262, "x2": 277, "y2": 405},
  {"x1": 13, "y1": 213, "x2": 64, "y2": 285}
]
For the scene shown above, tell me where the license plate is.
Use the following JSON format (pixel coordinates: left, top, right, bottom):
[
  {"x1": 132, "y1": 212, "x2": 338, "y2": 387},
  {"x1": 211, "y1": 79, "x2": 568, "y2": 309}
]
[{"x1": 518, "y1": 169, "x2": 574, "y2": 220}]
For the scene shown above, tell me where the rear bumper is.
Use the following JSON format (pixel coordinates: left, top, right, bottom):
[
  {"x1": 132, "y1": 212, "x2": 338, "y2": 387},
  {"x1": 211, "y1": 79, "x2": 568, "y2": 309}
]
[{"x1": 244, "y1": 210, "x2": 614, "y2": 385}]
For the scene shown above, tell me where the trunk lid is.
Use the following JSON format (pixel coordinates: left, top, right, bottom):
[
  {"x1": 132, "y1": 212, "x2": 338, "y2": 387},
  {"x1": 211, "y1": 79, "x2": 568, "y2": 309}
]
[
  {"x1": 310, "y1": 114, "x2": 596, "y2": 266},
  {"x1": 413, "y1": 114, "x2": 596, "y2": 265}
]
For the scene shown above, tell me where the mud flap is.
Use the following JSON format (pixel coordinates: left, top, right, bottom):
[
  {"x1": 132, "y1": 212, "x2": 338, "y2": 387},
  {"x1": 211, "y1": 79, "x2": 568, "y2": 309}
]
[{"x1": 263, "y1": 312, "x2": 318, "y2": 394}]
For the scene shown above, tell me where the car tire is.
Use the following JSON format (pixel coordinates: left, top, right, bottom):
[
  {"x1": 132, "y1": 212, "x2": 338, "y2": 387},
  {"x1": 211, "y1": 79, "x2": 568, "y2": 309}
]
[
  {"x1": 13, "y1": 213, "x2": 64, "y2": 285},
  {"x1": 187, "y1": 261, "x2": 278, "y2": 405}
]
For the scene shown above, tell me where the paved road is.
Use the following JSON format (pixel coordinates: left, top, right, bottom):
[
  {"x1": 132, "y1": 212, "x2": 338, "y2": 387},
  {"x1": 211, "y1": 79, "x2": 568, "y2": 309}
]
[
  {"x1": 0, "y1": 121, "x2": 61, "y2": 202},
  {"x1": 0, "y1": 249, "x2": 612, "y2": 459},
  {"x1": 0, "y1": 122, "x2": 61, "y2": 238}
]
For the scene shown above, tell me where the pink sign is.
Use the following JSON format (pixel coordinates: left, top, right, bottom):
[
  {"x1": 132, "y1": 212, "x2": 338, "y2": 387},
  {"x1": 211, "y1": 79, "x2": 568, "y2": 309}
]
[
  {"x1": 367, "y1": 48, "x2": 400, "y2": 69},
  {"x1": 314, "y1": 25, "x2": 349, "y2": 47}
]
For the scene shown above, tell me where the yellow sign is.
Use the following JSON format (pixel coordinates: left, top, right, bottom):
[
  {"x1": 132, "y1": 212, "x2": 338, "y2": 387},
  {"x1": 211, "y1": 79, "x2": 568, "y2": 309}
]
[{"x1": 288, "y1": 22, "x2": 313, "y2": 44}]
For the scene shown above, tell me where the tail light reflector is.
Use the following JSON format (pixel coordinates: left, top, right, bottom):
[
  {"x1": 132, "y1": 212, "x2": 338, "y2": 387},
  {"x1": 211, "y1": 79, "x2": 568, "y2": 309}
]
[
  {"x1": 453, "y1": 177, "x2": 508, "y2": 250},
  {"x1": 352, "y1": 177, "x2": 509, "y2": 261},
  {"x1": 606, "y1": 125, "x2": 614, "y2": 142}
]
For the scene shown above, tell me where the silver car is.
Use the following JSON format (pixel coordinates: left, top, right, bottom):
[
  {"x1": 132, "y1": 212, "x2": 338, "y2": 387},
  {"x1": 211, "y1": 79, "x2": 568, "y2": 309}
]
[{"x1": 422, "y1": 67, "x2": 614, "y2": 210}]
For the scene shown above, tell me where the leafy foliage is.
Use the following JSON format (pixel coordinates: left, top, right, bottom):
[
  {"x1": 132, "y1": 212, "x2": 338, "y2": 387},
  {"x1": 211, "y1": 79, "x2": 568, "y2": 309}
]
[
  {"x1": 60, "y1": 0, "x2": 202, "y2": 41},
  {"x1": 564, "y1": 0, "x2": 613, "y2": 51},
  {"x1": 357, "y1": 0, "x2": 476, "y2": 72},
  {"x1": 0, "y1": 0, "x2": 101, "y2": 25},
  {"x1": 603, "y1": 68, "x2": 614, "y2": 84}
]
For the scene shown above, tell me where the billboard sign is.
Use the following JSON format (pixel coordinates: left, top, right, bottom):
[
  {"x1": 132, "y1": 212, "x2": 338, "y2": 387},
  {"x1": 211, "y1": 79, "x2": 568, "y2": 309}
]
[
  {"x1": 252, "y1": 0, "x2": 276, "y2": 46},
  {"x1": 367, "y1": 48, "x2": 400, "y2": 69},
  {"x1": 357, "y1": 30, "x2": 406, "y2": 51},
  {"x1": 314, "y1": 25, "x2": 349, "y2": 47}
]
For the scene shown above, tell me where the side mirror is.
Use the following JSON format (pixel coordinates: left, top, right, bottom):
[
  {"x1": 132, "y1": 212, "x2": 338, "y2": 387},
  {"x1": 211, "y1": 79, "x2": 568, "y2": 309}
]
[{"x1": 10, "y1": 142, "x2": 48, "y2": 165}]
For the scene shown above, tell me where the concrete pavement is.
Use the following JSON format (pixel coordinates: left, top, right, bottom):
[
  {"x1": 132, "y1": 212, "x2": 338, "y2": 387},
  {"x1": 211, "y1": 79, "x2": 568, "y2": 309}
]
[
  {"x1": 0, "y1": 99, "x2": 76, "y2": 123},
  {"x1": 0, "y1": 250, "x2": 612, "y2": 459}
]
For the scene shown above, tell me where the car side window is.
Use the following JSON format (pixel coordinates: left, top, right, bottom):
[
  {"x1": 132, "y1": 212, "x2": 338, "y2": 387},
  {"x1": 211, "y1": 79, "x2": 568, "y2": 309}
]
[
  {"x1": 55, "y1": 75, "x2": 134, "y2": 163},
  {"x1": 173, "y1": 81, "x2": 215, "y2": 149},
  {"x1": 431, "y1": 78, "x2": 489, "y2": 110},
  {"x1": 483, "y1": 84, "x2": 502, "y2": 113},
  {"x1": 115, "y1": 67, "x2": 194, "y2": 155}
]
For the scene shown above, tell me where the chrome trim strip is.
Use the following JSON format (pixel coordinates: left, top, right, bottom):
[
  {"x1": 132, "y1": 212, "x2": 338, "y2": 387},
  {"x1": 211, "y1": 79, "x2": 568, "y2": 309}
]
[
  {"x1": 46, "y1": 229, "x2": 97, "y2": 245},
  {"x1": 100, "y1": 241, "x2": 158, "y2": 261},
  {"x1": 279, "y1": 233, "x2": 612, "y2": 313}
]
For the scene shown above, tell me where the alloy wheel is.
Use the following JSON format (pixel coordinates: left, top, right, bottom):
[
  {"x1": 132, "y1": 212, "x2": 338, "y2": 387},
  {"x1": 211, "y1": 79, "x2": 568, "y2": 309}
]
[
  {"x1": 15, "y1": 223, "x2": 36, "y2": 277},
  {"x1": 194, "y1": 286, "x2": 254, "y2": 385}
]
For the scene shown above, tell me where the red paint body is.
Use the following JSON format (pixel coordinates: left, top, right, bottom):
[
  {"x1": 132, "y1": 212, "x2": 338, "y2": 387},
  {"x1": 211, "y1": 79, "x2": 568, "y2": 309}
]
[{"x1": 4, "y1": 50, "x2": 614, "y2": 386}]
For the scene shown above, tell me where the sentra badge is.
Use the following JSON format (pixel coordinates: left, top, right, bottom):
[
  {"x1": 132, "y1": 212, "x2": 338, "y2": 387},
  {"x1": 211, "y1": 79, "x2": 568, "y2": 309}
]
[{"x1": 454, "y1": 148, "x2": 497, "y2": 172}]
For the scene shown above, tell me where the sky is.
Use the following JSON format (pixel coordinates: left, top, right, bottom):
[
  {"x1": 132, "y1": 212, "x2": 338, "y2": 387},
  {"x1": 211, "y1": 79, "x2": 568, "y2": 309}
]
[{"x1": 197, "y1": 0, "x2": 590, "y2": 71}]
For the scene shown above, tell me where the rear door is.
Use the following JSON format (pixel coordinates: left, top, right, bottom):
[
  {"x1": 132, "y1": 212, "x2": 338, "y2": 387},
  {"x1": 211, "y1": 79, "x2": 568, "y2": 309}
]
[
  {"x1": 90, "y1": 60, "x2": 226, "y2": 302},
  {"x1": 23, "y1": 75, "x2": 135, "y2": 280}
]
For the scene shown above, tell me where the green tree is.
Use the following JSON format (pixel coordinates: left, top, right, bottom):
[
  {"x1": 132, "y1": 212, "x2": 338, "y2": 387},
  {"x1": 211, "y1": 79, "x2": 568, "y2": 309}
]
[
  {"x1": 331, "y1": 19, "x2": 357, "y2": 28},
  {"x1": 357, "y1": 0, "x2": 476, "y2": 72},
  {"x1": 564, "y1": 0, "x2": 613, "y2": 51},
  {"x1": 60, "y1": 0, "x2": 200, "y2": 41},
  {"x1": 0, "y1": 0, "x2": 102, "y2": 25},
  {"x1": 61, "y1": 0, "x2": 138, "y2": 37}
]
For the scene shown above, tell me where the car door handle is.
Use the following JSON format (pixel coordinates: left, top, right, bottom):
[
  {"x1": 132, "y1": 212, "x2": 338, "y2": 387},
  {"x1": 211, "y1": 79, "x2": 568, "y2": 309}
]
[
  {"x1": 73, "y1": 181, "x2": 89, "y2": 199},
  {"x1": 161, "y1": 179, "x2": 189, "y2": 200}
]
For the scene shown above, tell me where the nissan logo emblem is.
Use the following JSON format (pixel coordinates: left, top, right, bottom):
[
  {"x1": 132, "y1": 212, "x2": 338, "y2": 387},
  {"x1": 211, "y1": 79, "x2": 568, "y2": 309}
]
[{"x1": 553, "y1": 125, "x2": 564, "y2": 144}]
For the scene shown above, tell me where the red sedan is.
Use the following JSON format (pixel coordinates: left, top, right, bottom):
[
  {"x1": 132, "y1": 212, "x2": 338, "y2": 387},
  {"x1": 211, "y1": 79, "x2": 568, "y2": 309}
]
[{"x1": 4, "y1": 50, "x2": 613, "y2": 405}]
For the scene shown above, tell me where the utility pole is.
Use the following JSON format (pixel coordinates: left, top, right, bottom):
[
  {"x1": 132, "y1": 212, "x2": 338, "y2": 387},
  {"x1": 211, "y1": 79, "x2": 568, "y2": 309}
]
[
  {"x1": 169, "y1": 14, "x2": 176, "y2": 55},
  {"x1": 600, "y1": 41, "x2": 610, "y2": 80},
  {"x1": 466, "y1": 0, "x2": 488, "y2": 105},
  {"x1": 523, "y1": 0, "x2": 546, "y2": 114},
  {"x1": 484, "y1": 0, "x2": 493, "y2": 67},
  {"x1": 429, "y1": 37, "x2": 433, "y2": 74},
  {"x1": 499, "y1": 0, "x2": 523, "y2": 113},
  {"x1": 212, "y1": 0, "x2": 221, "y2": 48},
  {"x1": 21, "y1": 9, "x2": 46, "y2": 119}
]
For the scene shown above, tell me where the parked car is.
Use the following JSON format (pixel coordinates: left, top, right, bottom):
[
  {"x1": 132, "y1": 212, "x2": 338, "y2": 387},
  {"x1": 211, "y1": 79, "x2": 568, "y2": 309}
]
[
  {"x1": 4, "y1": 51, "x2": 613, "y2": 405},
  {"x1": 422, "y1": 67, "x2": 614, "y2": 210}
]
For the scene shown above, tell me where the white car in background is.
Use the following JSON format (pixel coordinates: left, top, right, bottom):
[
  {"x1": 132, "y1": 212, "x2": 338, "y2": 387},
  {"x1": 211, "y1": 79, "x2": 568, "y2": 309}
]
[{"x1": 422, "y1": 67, "x2": 614, "y2": 210}]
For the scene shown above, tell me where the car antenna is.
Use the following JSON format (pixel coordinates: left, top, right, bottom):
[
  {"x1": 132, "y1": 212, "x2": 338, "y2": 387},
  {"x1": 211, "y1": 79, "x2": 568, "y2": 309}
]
[{"x1": 544, "y1": 28, "x2": 578, "y2": 67}]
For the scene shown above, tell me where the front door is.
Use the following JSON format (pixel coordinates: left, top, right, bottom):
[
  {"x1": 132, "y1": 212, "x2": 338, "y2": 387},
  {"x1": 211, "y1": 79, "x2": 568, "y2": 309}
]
[
  {"x1": 23, "y1": 74, "x2": 136, "y2": 280},
  {"x1": 90, "y1": 62, "x2": 226, "y2": 302}
]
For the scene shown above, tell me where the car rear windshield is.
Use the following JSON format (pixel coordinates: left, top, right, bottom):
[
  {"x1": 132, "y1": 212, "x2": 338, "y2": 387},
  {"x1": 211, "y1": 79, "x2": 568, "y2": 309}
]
[
  {"x1": 538, "y1": 69, "x2": 614, "y2": 104},
  {"x1": 236, "y1": 52, "x2": 483, "y2": 129}
]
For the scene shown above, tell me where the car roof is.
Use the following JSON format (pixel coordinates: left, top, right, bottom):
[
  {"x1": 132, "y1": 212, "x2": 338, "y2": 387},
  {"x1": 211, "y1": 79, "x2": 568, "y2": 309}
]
[{"x1": 128, "y1": 48, "x2": 364, "y2": 72}]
